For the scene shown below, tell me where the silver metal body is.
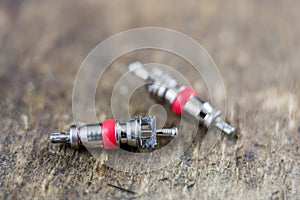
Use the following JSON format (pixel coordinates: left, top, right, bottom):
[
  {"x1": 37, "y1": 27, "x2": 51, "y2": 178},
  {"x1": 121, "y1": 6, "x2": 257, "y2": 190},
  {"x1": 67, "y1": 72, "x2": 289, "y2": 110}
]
[
  {"x1": 116, "y1": 117, "x2": 156, "y2": 148},
  {"x1": 50, "y1": 116, "x2": 178, "y2": 149},
  {"x1": 129, "y1": 62, "x2": 235, "y2": 135}
]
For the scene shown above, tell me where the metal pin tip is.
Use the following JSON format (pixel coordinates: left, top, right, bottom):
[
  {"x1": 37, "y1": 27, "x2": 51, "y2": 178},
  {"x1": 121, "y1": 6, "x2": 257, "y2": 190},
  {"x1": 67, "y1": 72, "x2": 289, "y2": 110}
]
[
  {"x1": 128, "y1": 62, "x2": 149, "y2": 80},
  {"x1": 222, "y1": 124, "x2": 235, "y2": 135},
  {"x1": 156, "y1": 127, "x2": 178, "y2": 137},
  {"x1": 214, "y1": 118, "x2": 235, "y2": 135},
  {"x1": 128, "y1": 61, "x2": 142, "y2": 71},
  {"x1": 50, "y1": 132, "x2": 70, "y2": 143}
]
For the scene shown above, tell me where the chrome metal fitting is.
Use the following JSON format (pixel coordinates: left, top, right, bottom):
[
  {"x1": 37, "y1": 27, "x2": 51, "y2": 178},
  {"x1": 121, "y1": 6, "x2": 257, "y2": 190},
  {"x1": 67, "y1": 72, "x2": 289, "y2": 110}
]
[
  {"x1": 129, "y1": 62, "x2": 235, "y2": 135},
  {"x1": 50, "y1": 116, "x2": 178, "y2": 150}
]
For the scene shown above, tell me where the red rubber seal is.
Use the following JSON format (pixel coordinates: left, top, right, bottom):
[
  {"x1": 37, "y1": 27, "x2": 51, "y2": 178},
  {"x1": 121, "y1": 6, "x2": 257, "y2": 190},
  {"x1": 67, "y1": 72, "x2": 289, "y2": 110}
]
[
  {"x1": 171, "y1": 86, "x2": 198, "y2": 115},
  {"x1": 102, "y1": 119, "x2": 117, "y2": 149}
]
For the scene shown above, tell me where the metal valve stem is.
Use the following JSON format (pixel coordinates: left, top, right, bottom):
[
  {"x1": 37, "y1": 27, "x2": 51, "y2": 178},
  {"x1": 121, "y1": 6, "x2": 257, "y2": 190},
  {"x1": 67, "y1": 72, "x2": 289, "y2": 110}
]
[
  {"x1": 129, "y1": 62, "x2": 235, "y2": 135},
  {"x1": 50, "y1": 116, "x2": 177, "y2": 149}
]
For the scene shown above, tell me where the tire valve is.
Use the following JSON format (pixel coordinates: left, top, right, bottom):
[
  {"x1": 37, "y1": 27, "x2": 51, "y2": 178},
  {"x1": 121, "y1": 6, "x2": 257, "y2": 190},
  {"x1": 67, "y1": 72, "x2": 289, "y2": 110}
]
[
  {"x1": 129, "y1": 62, "x2": 235, "y2": 135},
  {"x1": 50, "y1": 116, "x2": 177, "y2": 149}
]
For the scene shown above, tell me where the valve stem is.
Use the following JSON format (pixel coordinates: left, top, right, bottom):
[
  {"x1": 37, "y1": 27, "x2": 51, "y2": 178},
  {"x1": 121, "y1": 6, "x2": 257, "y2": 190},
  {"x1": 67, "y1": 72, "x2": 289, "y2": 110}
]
[
  {"x1": 129, "y1": 62, "x2": 235, "y2": 135},
  {"x1": 50, "y1": 116, "x2": 178, "y2": 150}
]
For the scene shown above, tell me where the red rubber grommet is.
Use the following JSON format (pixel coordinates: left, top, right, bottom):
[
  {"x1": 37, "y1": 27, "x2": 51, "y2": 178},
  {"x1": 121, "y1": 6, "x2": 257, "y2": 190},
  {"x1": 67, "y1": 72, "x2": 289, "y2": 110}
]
[
  {"x1": 171, "y1": 86, "x2": 198, "y2": 115},
  {"x1": 102, "y1": 119, "x2": 117, "y2": 149}
]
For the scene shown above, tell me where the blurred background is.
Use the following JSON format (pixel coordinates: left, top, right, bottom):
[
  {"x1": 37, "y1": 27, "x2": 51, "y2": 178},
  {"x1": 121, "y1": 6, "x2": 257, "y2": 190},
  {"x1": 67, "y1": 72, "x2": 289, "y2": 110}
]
[{"x1": 0, "y1": 0, "x2": 299, "y2": 199}]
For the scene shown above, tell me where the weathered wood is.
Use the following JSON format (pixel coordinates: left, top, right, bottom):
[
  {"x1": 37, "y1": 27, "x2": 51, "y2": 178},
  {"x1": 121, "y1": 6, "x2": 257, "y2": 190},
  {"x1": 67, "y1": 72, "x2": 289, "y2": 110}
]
[{"x1": 0, "y1": 0, "x2": 299, "y2": 199}]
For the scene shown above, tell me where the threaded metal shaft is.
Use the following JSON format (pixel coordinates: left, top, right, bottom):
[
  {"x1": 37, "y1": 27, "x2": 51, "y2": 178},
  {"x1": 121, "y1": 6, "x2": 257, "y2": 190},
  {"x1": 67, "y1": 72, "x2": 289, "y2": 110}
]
[{"x1": 156, "y1": 127, "x2": 178, "y2": 137}]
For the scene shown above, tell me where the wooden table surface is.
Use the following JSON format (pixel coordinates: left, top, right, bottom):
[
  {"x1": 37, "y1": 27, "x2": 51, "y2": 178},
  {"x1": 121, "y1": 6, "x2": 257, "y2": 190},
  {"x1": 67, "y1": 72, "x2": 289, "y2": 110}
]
[{"x1": 0, "y1": 0, "x2": 299, "y2": 199}]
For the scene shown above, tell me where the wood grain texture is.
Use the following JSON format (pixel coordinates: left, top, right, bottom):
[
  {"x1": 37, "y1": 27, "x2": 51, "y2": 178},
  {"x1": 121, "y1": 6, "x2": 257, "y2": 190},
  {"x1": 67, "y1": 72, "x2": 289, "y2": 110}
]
[{"x1": 0, "y1": 0, "x2": 299, "y2": 199}]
